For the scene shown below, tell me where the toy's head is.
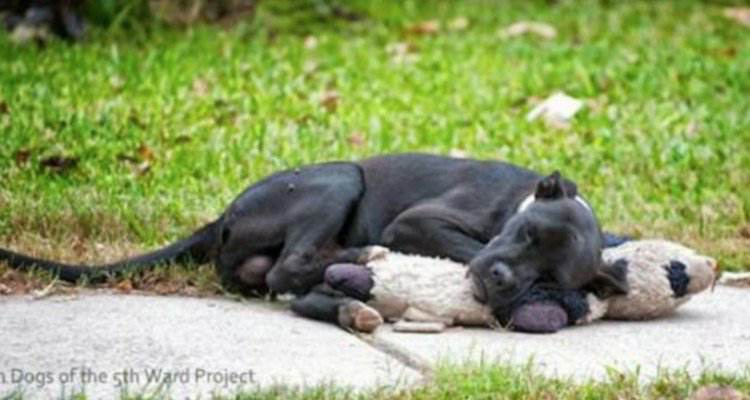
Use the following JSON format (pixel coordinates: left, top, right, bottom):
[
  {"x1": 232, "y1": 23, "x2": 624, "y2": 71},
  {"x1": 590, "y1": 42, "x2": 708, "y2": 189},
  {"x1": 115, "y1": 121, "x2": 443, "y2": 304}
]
[{"x1": 601, "y1": 239, "x2": 717, "y2": 320}]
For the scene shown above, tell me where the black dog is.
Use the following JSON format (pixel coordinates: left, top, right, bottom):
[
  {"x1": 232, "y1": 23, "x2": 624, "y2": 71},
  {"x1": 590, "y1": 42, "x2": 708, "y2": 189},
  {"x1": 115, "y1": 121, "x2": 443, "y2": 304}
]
[
  {"x1": 0, "y1": 153, "x2": 627, "y2": 320},
  {"x1": 1, "y1": 0, "x2": 85, "y2": 41}
]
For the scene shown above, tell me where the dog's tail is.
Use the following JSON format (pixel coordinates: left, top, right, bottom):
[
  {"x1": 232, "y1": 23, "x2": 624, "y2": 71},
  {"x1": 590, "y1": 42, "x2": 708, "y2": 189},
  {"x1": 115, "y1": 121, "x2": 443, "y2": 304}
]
[{"x1": 0, "y1": 219, "x2": 220, "y2": 283}]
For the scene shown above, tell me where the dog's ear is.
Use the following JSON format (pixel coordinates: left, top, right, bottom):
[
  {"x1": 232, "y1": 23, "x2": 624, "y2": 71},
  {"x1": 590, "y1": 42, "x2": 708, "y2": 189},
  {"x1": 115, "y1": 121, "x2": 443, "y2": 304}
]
[
  {"x1": 561, "y1": 178, "x2": 578, "y2": 198},
  {"x1": 535, "y1": 171, "x2": 566, "y2": 199},
  {"x1": 586, "y1": 258, "x2": 629, "y2": 298}
]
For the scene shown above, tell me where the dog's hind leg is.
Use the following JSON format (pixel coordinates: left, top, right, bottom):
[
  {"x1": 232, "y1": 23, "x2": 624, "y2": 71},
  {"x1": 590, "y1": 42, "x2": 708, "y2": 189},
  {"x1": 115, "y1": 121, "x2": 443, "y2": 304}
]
[
  {"x1": 216, "y1": 163, "x2": 365, "y2": 295},
  {"x1": 263, "y1": 166, "x2": 365, "y2": 294}
]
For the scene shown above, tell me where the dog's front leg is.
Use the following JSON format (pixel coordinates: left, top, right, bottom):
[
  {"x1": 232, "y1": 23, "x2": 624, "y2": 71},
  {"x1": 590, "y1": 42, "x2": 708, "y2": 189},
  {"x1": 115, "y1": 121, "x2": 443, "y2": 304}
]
[{"x1": 380, "y1": 204, "x2": 486, "y2": 263}]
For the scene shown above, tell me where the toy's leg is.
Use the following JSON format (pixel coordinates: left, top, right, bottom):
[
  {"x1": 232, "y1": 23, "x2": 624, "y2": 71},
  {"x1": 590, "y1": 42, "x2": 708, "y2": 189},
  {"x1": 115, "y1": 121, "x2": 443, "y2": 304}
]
[
  {"x1": 508, "y1": 287, "x2": 591, "y2": 334},
  {"x1": 324, "y1": 263, "x2": 375, "y2": 301},
  {"x1": 510, "y1": 302, "x2": 569, "y2": 333},
  {"x1": 291, "y1": 284, "x2": 383, "y2": 333}
]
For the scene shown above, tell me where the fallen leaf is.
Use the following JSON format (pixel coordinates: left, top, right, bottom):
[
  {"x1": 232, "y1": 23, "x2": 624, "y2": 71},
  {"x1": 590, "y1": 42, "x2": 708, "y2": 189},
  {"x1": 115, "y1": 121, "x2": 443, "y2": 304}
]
[
  {"x1": 42, "y1": 128, "x2": 56, "y2": 141},
  {"x1": 181, "y1": 286, "x2": 200, "y2": 297},
  {"x1": 192, "y1": 78, "x2": 209, "y2": 97},
  {"x1": 723, "y1": 7, "x2": 750, "y2": 27},
  {"x1": 527, "y1": 92, "x2": 584, "y2": 127},
  {"x1": 71, "y1": 237, "x2": 86, "y2": 257},
  {"x1": 303, "y1": 60, "x2": 319, "y2": 76},
  {"x1": 154, "y1": 282, "x2": 178, "y2": 295},
  {"x1": 586, "y1": 95, "x2": 608, "y2": 114},
  {"x1": 303, "y1": 35, "x2": 318, "y2": 49},
  {"x1": 690, "y1": 385, "x2": 744, "y2": 400},
  {"x1": 40, "y1": 155, "x2": 79, "y2": 173},
  {"x1": 501, "y1": 21, "x2": 557, "y2": 39},
  {"x1": 138, "y1": 144, "x2": 155, "y2": 161},
  {"x1": 348, "y1": 131, "x2": 366, "y2": 148},
  {"x1": 319, "y1": 90, "x2": 340, "y2": 113},
  {"x1": 14, "y1": 149, "x2": 31, "y2": 165},
  {"x1": 115, "y1": 279, "x2": 133, "y2": 294},
  {"x1": 686, "y1": 120, "x2": 701, "y2": 138},
  {"x1": 31, "y1": 280, "x2": 58, "y2": 300},
  {"x1": 0, "y1": 282, "x2": 11, "y2": 295},
  {"x1": 116, "y1": 154, "x2": 139, "y2": 163},
  {"x1": 128, "y1": 114, "x2": 146, "y2": 129},
  {"x1": 621, "y1": 49, "x2": 639, "y2": 64},
  {"x1": 330, "y1": 5, "x2": 364, "y2": 21},
  {"x1": 449, "y1": 17, "x2": 469, "y2": 31},
  {"x1": 119, "y1": 144, "x2": 155, "y2": 174},
  {"x1": 386, "y1": 42, "x2": 419, "y2": 64},
  {"x1": 295, "y1": 114, "x2": 313, "y2": 125},
  {"x1": 0, "y1": 100, "x2": 8, "y2": 114},
  {"x1": 719, "y1": 46, "x2": 738, "y2": 59},
  {"x1": 173, "y1": 135, "x2": 192, "y2": 144},
  {"x1": 135, "y1": 161, "x2": 151, "y2": 176},
  {"x1": 406, "y1": 20, "x2": 441, "y2": 35},
  {"x1": 110, "y1": 75, "x2": 125, "y2": 91},
  {"x1": 740, "y1": 225, "x2": 750, "y2": 239}
]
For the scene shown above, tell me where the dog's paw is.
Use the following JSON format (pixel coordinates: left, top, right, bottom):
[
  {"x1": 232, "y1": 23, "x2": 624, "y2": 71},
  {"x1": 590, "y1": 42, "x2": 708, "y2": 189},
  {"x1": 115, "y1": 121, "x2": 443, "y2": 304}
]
[
  {"x1": 575, "y1": 293, "x2": 607, "y2": 325},
  {"x1": 359, "y1": 246, "x2": 390, "y2": 263}
]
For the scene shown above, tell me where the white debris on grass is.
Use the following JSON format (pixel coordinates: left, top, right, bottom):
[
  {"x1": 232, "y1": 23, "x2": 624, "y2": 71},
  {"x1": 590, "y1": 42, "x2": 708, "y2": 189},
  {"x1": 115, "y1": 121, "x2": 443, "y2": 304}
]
[
  {"x1": 500, "y1": 21, "x2": 557, "y2": 39},
  {"x1": 526, "y1": 92, "x2": 585, "y2": 126}
]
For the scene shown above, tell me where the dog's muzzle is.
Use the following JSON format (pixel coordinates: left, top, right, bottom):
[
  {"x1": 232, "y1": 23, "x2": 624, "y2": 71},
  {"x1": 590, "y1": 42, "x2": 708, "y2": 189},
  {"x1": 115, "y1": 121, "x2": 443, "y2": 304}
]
[{"x1": 468, "y1": 271, "x2": 488, "y2": 303}]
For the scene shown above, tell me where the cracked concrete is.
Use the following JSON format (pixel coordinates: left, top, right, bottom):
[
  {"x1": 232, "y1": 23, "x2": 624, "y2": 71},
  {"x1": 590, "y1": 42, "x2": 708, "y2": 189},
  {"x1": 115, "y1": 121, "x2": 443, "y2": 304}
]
[{"x1": 1, "y1": 286, "x2": 748, "y2": 398}]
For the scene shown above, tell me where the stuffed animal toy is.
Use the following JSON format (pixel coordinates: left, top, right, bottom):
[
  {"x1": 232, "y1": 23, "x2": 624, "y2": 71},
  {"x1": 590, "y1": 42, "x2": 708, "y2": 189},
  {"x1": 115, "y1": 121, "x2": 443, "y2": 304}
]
[
  {"x1": 320, "y1": 239, "x2": 717, "y2": 334},
  {"x1": 582, "y1": 239, "x2": 717, "y2": 322}
]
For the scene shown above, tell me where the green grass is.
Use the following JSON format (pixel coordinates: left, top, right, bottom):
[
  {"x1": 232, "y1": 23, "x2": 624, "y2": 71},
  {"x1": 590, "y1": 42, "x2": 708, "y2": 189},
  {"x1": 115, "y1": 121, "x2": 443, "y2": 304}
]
[
  {"x1": 220, "y1": 363, "x2": 750, "y2": 400},
  {"x1": 3, "y1": 362, "x2": 750, "y2": 399},
  {"x1": 1, "y1": 0, "x2": 748, "y2": 269}
]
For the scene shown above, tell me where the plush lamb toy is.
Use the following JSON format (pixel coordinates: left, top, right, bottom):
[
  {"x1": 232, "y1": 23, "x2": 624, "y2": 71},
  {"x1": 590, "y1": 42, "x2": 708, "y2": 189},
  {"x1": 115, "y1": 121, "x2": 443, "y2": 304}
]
[
  {"x1": 582, "y1": 239, "x2": 717, "y2": 321},
  {"x1": 318, "y1": 239, "x2": 717, "y2": 333}
]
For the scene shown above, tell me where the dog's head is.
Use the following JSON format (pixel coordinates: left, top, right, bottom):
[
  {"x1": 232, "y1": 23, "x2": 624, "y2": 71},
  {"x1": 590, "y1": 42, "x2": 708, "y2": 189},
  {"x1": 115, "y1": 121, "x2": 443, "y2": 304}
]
[{"x1": 467, "y1": 171, "x2": 628, "y2": 321}]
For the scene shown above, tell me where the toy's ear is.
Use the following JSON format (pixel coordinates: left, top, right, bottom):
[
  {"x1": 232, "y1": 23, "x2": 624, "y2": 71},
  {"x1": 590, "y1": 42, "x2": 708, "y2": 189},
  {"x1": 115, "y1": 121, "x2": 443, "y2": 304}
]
[{"x1": 586, "y1": 258, "x2": 629, "y2": 298}]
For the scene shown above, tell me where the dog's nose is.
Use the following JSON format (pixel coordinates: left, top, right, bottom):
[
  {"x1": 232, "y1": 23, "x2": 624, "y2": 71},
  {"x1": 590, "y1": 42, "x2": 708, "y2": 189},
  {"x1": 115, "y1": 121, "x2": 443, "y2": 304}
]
[{"x1": 490, "y1": 262, "x2": 516, "y2": 288}]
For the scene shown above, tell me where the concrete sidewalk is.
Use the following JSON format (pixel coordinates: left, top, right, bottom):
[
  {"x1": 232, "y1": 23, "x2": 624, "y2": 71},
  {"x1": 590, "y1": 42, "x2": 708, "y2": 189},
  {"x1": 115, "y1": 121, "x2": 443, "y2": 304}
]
[
  {"x1": 0, "y1": 293, "x2": 420, "y2": 399},
  {"x1": 373, "y1": 287, "x2": 750, "y2": 381},
  {"x1": 1, "y1": 287, "x2": 748, "y2": 398}
]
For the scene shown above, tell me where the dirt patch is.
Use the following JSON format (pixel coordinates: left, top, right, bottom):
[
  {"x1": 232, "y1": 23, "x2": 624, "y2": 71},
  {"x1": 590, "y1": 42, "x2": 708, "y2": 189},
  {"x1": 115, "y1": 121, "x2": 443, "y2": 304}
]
[{"x1": 0, "y1": 236, "x2": 222, "y2": 297}]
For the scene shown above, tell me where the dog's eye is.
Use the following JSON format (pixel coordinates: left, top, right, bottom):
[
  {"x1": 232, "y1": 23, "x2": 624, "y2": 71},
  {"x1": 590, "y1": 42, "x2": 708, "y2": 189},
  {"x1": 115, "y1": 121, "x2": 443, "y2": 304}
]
[{"x1": 522, "y1": 224, "x2": 540, "y2": 246}]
